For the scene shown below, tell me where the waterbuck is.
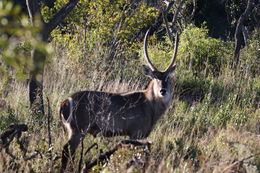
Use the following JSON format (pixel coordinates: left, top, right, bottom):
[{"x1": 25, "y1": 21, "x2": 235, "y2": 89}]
[{"x1": 60, "y1": 29, "x2": 179, "y2": 170}]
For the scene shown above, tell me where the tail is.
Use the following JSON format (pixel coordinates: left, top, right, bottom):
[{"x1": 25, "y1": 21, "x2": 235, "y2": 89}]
[
  {"x1": 60, "y1": 97, "x2": 74, "y2": 135},
  {"x1": 60, "y1": 98, "x2": 73, "y2": 121}
]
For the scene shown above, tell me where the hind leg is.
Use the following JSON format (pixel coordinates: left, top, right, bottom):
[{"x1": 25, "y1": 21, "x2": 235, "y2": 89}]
[{"x1": 61, "y1": 133, "x2": 82, "y2": 171}]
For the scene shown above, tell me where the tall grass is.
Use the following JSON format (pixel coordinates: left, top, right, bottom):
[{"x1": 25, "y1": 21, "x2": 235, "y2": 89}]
[{"x1": 1, "y1": 28, "x2": 259, "y2": 172}]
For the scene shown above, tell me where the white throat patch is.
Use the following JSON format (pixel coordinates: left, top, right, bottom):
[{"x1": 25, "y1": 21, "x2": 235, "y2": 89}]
[{"x1": 152, "y1": 79, "x2": 172, "y2": 105}]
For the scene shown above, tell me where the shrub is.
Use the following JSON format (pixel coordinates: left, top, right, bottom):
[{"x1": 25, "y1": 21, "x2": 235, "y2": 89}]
[
  {"x1": 42, "y1": 0, "x2": 158, "y2": 66},
  {"x1": 0, "y1": 108, "x2": 19, "y2": 130},
  {"x1": 0, "y1": 1, "x2": 51, "y2": 81},
  {"x1": 176, "y1": 71, "x2": 211, "y2": 103},
  {"x1": 239, "y1": 29, "x2": 260, "y2": 77},
  {"x1": 178, "y1": 25, "x2": 230, "y2": 76}
]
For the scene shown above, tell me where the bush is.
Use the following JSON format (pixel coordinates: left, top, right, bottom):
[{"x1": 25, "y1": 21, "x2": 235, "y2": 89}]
[
  {"x1": 176, "y1": 71, "x2": 211, "y2": 103},
  {"x1": 178, "y1": 25, "x2": 230, "y2": 76},
  {"x1": 0, "y1": 108, "x2": 19, "y2": 130},
  {"x1": 239, "y1": 29, "x2": 260, "y2": 77},
  {"x1": 42, "y1": 0, "x2": 158, "y2": 67},
  {"x1": 0, "y1": 1, "x2": 51, "y2": 81}
]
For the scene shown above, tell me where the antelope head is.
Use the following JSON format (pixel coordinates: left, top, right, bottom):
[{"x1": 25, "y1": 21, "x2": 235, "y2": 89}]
[{"x1": 143, "y1": 29, "x2": 178, "y2": 104}]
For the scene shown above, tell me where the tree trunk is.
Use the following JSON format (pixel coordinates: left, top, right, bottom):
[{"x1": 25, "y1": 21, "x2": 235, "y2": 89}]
[
  {"x1": 26, "y1": 0, "x2": 80, "y2": 115},
  {"x1": 233, "y1": 0, "x2": 254, "y2": 70},
  {"x1": 26, "y1": 0, "x2": 45, "y2": 115}
]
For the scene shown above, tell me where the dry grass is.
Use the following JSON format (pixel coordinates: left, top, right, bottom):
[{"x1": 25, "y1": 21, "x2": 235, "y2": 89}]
[{"x1": 0, "y1": 42, "x2": 259, "y2": 173}]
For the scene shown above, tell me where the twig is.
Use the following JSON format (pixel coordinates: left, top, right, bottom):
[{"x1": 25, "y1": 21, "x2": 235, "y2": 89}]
[
  {"x1": 172, "y1": 0, "x2": 187, "y2": 26},
  {"x1": 5, "y1": 147, "x2": 17, "y2": 160},
  {"x1": 222, "y1": 152, "x2": 260, "y2": 172},
  {"x1": 24, "y1": 150, "x2": 41, "y2": 161},
  {"x1": 78, "y1": 138, "x2": 84, "y2": 173},
  {"x1": 0, "y1": 124, "x2": 41, "y2": 161},
  {"x1": 17, "y1": 136, "x2": 28, "y2": 158},
  {"x1": 82, "y1": 139, "x2": 152, "y2": 173},
  {"x1": 46, "y1": 97, "x2": 53, "y2": 159},
  {"x1": 84, "y1": 143, "x2": 98, "y2": 155},
  {"x1": 0, "y1": 124, "x2": 28, "y2": 149},
  {"x1": 0, "y1": 124, "x2": 28, "y2": 160}
]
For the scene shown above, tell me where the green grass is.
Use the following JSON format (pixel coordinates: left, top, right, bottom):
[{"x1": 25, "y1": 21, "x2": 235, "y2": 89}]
[{"x1": 1, "y1": 29, "x2": 259, "y2": 173}]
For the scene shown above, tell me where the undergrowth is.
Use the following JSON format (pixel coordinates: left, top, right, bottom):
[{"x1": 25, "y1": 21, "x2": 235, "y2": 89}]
[{"x1": 0, "y1": 9, "x2": 259, "y2": 173}]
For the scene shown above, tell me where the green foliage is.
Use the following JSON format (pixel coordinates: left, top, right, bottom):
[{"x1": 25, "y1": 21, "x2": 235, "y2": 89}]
[
  {"x1": 42, "y1": 0, "x2": 157, "y2": 67},
  {"x1": 1, "y1": 0, "x2": 260, "y2": 172},
  {"x1": 0, "y1": 1, "x2": 51, "y2": 81},
  {"x1": 139, "y1": 34, "x2": 178, "y2": 71},
  {"x1": 177, "y1": 71, "x2": 211, "y2": 98},
  {"x1": 228, "y1": 0, "x2": 247, "y2": 26},
  {"x1": 178, "y1": 25, "x2": 230, "y2": 76},
  {"x1": 0, "y1": 108, "x2": 19, "y2": 130},
  {"x1": 0, "y1": 1, "x2": 31, "y2": 80},
  {"x1": 240, "y1": 29, "x2": 260, "y2": 77},
  {"x1": 173, "y1": 68, "x2": 258, "y2": 130}
]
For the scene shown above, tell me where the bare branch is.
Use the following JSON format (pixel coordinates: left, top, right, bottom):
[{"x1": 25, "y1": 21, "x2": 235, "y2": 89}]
[
  {"x1": 0, "y1": 124, "x2": 41, "y2": 161},
  {"x1": 162, "y1": 12, "x2": 173, "y2": 43},
  {"x1": 46, "y1": 97, "x2": 53, "y2": 160},
  {"x1": 0, "y1": 124, "x2": 28, "y2": 149},
  {"x1": 84, "y1": 143, "x2": 98, "y2": 155},
  {"x1": 0, "y1": 124, "x2": 28, "y2": 160},
  {"x1": 24, "y1": 150, "x2": 41, "y2": 161},
  {"x1": 26, "y1": 0, "x2": 43, "y2": 26},
  {"x1": 78, "y1": 139, "x2": 84, "y2": 173},
  {"x1": 42, "y1": 0, "x2": 80, "y2": 40},
  {"x1": 190, "y1": 0, "x2": 196, "y2": 20},
  {"x1": 27, "y1": 0, "x2": 80, "y2": 112},
  {"x1": 82, "y1": 140, "x2": 151, "y2": 172},
  {"x1": 163, "y1": 0, "x2": 175, "y2": 14},
  {"x1": 172, "y1": 0, "x2": 187, "y2": 26},
  {"x1": 162, "y1": 0, "x2": 181, "y2": 72},
  {"x1": 222, "y1": 152, "x2": 260, "y2": 172},
  {"x1": 233, "y1": 0, "x2": 255, "y2": 69}
]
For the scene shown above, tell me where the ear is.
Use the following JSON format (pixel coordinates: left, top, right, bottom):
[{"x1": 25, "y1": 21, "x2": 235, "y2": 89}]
[
  {"x1": 166, "y1": 65, "x2": 176, "y2": 78},
  {"x1": 143, "y1": 65, "x2": 154, "y2": 78}
]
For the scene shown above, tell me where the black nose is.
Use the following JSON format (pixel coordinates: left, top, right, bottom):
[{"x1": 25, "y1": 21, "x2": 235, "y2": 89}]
[{"x1": 160, "y1": 89, "x2": 167, "y2": 96}]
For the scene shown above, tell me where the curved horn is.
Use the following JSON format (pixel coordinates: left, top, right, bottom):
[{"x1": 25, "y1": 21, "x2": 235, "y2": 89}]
[
  {"x1": 144, "y1": 28, "x2": 157, "y2": 71},
  {"x1": 162, "y1": 9, "x2": 179, "y2": 72},
  {"x1": 165, "y1": 31, "x2": 178, "y2": 72},
  {"x1": 163, "y1": 0, "x2": 185, "y2": 72}
]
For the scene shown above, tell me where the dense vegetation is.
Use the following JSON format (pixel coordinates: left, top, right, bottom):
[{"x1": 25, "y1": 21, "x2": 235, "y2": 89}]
[{"x1": 0, "y1": 0, "x2": 259, "y2": 172}]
